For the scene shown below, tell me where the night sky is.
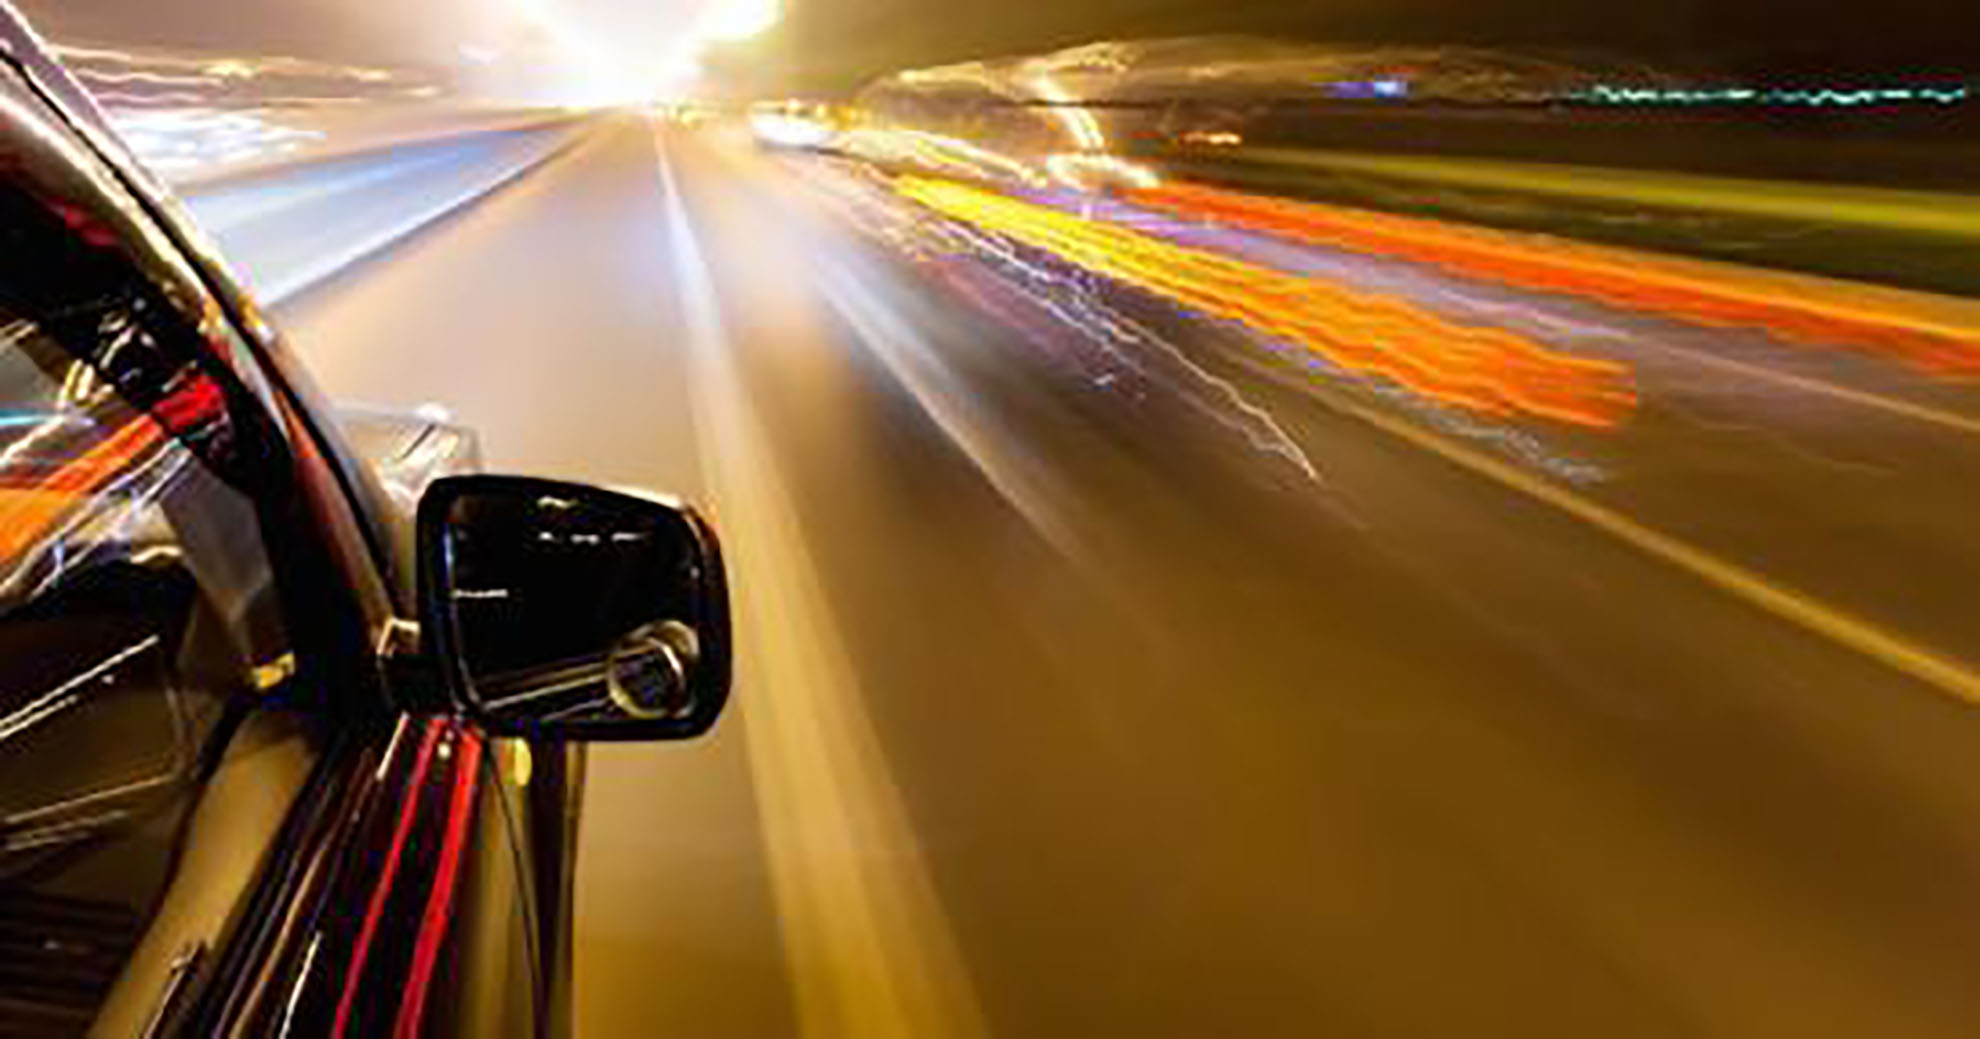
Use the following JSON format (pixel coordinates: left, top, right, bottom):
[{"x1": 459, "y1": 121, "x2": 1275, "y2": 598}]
[
  {"x1": 715, "y1": 0, "x2": 1980, "y2": 93},
  {"x1": 20, "y1": 0, "x2": 1980, "y2": 94},
  {"x1": 14, "y1": 0, "x2": 469, "y2": 62}
]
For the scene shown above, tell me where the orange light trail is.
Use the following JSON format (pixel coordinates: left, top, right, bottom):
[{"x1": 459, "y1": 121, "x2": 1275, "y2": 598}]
[
  {"x1": 896, "y1": 177, "x2": 1636, "y2": 428},
  {"x1": 1127, "y1": 183, "x2": 1980, "y2": 378}
]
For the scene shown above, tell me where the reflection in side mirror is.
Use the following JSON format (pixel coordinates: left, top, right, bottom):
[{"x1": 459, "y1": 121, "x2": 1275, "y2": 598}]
[{"x1": 417, "y1": 475, "x2": 730, "y2": 740}]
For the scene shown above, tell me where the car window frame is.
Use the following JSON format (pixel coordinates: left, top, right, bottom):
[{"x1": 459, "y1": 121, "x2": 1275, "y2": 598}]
[
  {"x1": 4, "y1": 44, "x2": 410, "y2": 625},
  {"x1": 0, "y1": 35, "x2": 416, "y2": 1011}
]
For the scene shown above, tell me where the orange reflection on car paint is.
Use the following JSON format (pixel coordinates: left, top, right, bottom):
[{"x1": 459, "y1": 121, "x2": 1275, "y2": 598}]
[
  {"x1": 0, "y1": 415, "x2": 164, "y2": 559},
  {"x1": 896, "y1": 176, "x2": 1636, "y2": 428},
  {"x1": 1128, "y1": 183, "x2": 1980, "y2": 377},
  {"x1": 394, "y1": 723, "x2": 484, "y2": 1038}
]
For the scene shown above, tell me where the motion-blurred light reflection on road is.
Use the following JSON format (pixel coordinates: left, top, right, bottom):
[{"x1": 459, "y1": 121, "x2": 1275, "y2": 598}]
[
  {"x1": 1129, "y1": 182, "x2": 1980, "y2": 378},
  {"x1": 894, "y1": 175, "x2": 1639, "y2": 427}
]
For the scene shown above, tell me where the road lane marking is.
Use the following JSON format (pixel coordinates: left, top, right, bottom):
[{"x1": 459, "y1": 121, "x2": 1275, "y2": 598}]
[
  {"x1": 1338, "y1": 398, "x2": 1980, "y2": 705},
  {"x1": 652, "y1": 130, "x2": 986, "y2": 1039},
  {"x1": 1629, "y1": 340, "x2": 1980, "y2": 437}
]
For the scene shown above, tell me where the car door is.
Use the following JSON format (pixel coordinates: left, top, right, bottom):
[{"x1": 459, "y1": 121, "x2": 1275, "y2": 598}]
[
  {"x1": 0, "y1": 62, "x2": 335, "y2": 1036},
  {"x1": 0, "y1": 47, "x2": 562, "y2": 1038}
]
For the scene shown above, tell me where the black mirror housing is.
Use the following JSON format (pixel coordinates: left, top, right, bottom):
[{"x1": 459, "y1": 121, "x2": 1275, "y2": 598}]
[{"x1": 416, "y1": 474, "x2": 731, "y2": 740}]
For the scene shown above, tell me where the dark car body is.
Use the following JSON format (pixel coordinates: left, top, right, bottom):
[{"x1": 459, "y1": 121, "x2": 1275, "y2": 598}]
[{"x1": 0, "y1": 8, "x2": 644, "y2": 1035}]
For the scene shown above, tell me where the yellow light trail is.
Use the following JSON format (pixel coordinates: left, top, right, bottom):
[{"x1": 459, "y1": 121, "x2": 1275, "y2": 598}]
[
  {"x1": 1021, "y1": 69, "x2": 1157, "y2": 190},
  {"x1": 895, "y1": 177, "x2": 1637, "y2": 428},
  {"x1": 839, "y1": 127, "x2": 1047, "y2": 186}
]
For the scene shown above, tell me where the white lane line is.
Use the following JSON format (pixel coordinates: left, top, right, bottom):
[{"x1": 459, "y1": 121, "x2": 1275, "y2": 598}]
[
  {"x1": 1415, "y1": 285, "x2": 1980, "y2": 438},
  {"x1": 1339, "y1": 398, "x2": 1980, "y2": 705},
  {"x1": 652, "y1": 130, "x2": 985, "y2": 1039}
]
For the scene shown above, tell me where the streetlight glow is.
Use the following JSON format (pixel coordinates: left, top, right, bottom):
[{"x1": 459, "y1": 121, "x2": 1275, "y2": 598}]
[{"x1": 699, "y1": 0, "x2": 781, "y2": 41}]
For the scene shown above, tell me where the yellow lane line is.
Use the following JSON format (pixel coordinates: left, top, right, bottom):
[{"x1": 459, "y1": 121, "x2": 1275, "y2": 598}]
[
  {"x1": 1341, "y1": 398, "x2": 1980, "y2": 705},
  {"x1": 654, "y1": 130, "x2": 986, "y2": 1039}
]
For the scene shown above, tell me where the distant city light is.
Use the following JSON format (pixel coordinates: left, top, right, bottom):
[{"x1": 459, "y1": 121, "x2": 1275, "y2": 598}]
[
  {"x1": 1571, "y1": 82, "x2": 1970, "y2": 108},
  {"x1": 750, "y1": 111, "x2": 834, "y2": 148},
  {"x1": 1326, "y1": 79, "x2": 1411, "y2": 100},
  {"x1": 491, "y1": 0, "x2": 779, "y2": 101},
  {"x1": 500, "y1": 0, "x2": 649, "y2": 102}
]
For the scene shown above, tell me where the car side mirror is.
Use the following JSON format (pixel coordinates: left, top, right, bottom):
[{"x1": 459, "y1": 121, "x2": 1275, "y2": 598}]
[{"x1": 416, "y1": 475, "x2": 731, "y2": 740}]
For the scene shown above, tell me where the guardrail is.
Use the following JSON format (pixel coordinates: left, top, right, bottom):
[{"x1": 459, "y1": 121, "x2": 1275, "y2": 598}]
[{"x1": 175, "y1": 117, "x2": 593, "y2": 305}]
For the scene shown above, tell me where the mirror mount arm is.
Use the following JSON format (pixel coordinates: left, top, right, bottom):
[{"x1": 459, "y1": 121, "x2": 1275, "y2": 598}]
[{"x1": 375, "y1": 617, "x2": 451, "y2": 716}]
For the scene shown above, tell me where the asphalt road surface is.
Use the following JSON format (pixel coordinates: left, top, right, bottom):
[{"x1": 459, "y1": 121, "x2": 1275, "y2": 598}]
[{"x1": 272, "y1": 114, "x2": 1980, "y2": 1038}]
